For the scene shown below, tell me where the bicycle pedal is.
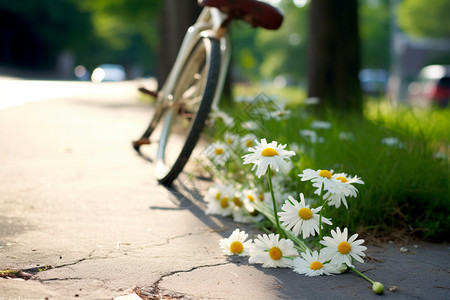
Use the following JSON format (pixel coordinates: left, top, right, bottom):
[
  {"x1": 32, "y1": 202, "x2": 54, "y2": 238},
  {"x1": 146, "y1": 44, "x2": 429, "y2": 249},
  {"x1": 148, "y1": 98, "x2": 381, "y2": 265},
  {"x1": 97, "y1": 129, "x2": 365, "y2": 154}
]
[{"x1": 132, "y1": 138, "x2": 151, "y2": 152}]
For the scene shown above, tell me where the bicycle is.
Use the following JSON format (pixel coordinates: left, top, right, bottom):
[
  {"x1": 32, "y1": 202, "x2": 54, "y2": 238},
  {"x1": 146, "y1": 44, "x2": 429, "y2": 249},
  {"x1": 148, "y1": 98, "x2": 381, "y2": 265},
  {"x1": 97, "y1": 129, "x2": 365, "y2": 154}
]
[{"x1": 132, "y1": 0, "x2": 283, "y2": 186}]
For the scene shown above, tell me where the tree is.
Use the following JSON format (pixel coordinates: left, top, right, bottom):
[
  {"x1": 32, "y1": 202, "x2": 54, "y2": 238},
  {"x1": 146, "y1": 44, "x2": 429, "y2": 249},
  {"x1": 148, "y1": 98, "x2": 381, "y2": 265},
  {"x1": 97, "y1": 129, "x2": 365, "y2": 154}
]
[
  {"x1": 398, "y1": 0, "x2": 450, "y2": 39},
  {"x1": 359, "y1": 0, "x2": 390, "y2": 70},
  {"x1": 157, "y1": 0, "x2": 200, "y2": 85},
  {"x1": 306, "y1": 0, "x2": 362, "y2": 114},
  {"x1": 228, "y1": 2, "x2": 309, "y2": 83},
  {"x1": 0, "y1": 0, "x2": 95, "y2": 69},
  {"x1": 76, "y1": 0, "x2": 162, "y2": 74},
  {"x1": 255, "y1": 1, "x2": 309, "y2": 81}
]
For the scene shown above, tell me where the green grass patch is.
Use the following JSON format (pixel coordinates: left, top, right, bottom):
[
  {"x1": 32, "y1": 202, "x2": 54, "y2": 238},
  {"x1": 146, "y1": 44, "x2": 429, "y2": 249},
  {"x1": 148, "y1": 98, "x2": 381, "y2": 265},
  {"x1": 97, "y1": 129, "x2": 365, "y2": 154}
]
[{"x1": 206, "y1": 87, "x2": 449, "y2": 241}]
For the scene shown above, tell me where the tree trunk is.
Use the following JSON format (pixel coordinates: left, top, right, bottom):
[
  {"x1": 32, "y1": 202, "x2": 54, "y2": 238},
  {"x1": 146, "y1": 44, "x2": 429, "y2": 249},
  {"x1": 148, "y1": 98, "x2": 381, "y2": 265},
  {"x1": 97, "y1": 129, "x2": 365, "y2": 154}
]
[
  {"x1": 307, "y1": 0, "x2": 362, "y2": 114},
  {"x1": 157, "y1": 0, "x2": 201, "y2": 86}
]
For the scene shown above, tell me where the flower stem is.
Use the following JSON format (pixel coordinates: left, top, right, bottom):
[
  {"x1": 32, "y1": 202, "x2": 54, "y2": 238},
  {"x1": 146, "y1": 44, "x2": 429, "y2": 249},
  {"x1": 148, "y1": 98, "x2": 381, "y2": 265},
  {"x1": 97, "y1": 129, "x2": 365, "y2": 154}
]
[
  {"x1": 348, "y1": 265, "x2": 374, "y2": 284},
  {"x1": 267, "y1": 170, "x2": 282, "y2": 237},
  {"x1": 318, "y1": 183, "x2": 324, "y2": 245},
  {"x1": 348, "y1": 265, "x2": 385, "y2": 295}
]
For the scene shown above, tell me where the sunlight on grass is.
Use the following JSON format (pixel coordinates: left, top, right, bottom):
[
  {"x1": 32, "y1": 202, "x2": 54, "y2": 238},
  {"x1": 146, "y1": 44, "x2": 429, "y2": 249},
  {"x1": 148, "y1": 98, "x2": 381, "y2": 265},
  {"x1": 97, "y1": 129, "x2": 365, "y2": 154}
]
[{"x1": 233, "y1": 83, "x2": 307, "y2": 107}]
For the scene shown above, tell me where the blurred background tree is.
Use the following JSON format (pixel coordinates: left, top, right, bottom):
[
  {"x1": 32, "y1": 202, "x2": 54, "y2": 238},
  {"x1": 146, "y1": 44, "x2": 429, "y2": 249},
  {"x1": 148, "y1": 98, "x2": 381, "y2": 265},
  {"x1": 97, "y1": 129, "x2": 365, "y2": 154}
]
[
  {"x1": 306, "y1": 0, "x2": 362, "y2": 114},
  {"x1": 75, "y1": 0, "x2": 161, "y2": 76},
  {"x1": 0, "y1": 0, "x2": 95, "y2": 70},
  {"x1": 398, "y1": 0, "x2": 450, "y2": 38},
  {"x1": 0, "y1": 0, "x2": 409, "y2": 102},
  {"x1": 157, "y1": 0, "x2": 200, "y2": 85},
  {"x1": 0, "y1": 0, "x2": 161, "y2": 77},
  {"x1": 359, "y1": 0, "x2": 390, "y2": 70}
]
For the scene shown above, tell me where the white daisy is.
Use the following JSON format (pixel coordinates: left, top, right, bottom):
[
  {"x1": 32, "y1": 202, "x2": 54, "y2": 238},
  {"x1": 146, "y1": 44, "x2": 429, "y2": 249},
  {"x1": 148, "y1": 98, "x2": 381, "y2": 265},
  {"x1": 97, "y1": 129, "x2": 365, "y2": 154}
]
[
  {"x1": 204, "y1": 141, "x2": 230, "y2": 166},
  {"x1": 241, "y1": 120, "x2": 259, "y2": 131},
  {"x1": 219, "y1": 229, "x2": 253, "y2": 256},
  {"x1": 240, "y1": 134, "x2": 258, "y2": 150},
  {"x1": 264, "y1": 102, "x2": 291, "y2": 121},
  {"x1": 304, "y1": 97, "x2": 320, "y2": 105},
  {"x1": 310, "y1": 120, "x2": 332, "y2": 130},
  {"x1": 339, "y1": 131, "x2": 354, "y2": 141},
  {"x1": 299, "y1": 169, "x2": 338, "y2": 194},
  {"x1": 230, "y1": 190, "x2": 245, "y2": 209},
  {"x1": 320, "y1": 227, "x2": 367, "y2": 267},
  {"x1": 333, "y1": 173, "x2": 364, "y2": 186},
  {"x1": 209, "y1": 109, "x2": 233, "y2": 126},
  {"x1": 382, "y1": 137, "x2": 404, "y2": 148},
  {"x1": 242, "y1": 139, "x2": 295, "y2": 178},
  {"x1": 205, "y1": 184, "x2": 234, "y2": 217},
  {"x1": 293, "y1": 250, "x2": 340, "y2": 277},
  {"x1": 324, "y1": 173, "x2": 364, "y2": 209},
  {"x1": 205, "y1": 183, "x2": 228, "y2": 203},
  {"x1": 249, "y1": 233, "x2": 298, "y2": 268},
  {"x1": 224, "y1": 132, "x2": 239, "y2": 149},
  {"x1": 278, "y1": 193, "x2": 332, "y2": 239},
  {"x1": 299, "y1": 129, "x2": 318, "y2": 143},
  {"x1": 231, "y1": 190, "x2": 253, "y2": 223},
  {"x1": 242, "y1": 188, "x2": 260, "y2": 203},
  {"x1": 267, "y1": 108, "x2": 291, "y2": 121}
]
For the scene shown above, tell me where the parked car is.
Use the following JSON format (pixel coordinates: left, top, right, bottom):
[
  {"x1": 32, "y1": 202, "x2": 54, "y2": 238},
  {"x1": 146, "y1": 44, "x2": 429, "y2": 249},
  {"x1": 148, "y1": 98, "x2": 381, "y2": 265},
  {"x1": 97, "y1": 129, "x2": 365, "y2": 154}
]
[
  {"x1": 359, "y1": 69, "x2": 389, "y2": 96},
  {"x1": 91, "y1": 64, "x2": 126, "y2": 83},
  {"x1": 408, "y1": 65, "x2": 450, "y2": 108}
]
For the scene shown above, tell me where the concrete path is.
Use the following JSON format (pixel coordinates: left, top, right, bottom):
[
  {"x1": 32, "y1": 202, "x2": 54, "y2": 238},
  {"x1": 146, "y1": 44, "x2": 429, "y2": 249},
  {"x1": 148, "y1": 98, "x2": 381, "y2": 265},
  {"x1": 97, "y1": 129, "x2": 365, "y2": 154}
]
[{"x1": 0, "y1": 80, "x2": 449, "y2": 299}]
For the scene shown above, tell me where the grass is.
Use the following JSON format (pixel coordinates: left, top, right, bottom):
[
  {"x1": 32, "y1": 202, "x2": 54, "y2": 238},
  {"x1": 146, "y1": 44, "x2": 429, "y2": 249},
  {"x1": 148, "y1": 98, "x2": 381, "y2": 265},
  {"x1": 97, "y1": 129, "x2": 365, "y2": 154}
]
[{"x1": 205, "y1": 85, "x2": 449, "y2": 242}]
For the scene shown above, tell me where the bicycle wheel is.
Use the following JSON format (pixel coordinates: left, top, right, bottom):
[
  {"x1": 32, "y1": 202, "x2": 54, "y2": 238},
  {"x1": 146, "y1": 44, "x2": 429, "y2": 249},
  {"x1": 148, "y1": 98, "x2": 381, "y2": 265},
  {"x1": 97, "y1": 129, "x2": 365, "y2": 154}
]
[{"x1": 156, "y1": 37, "x2": 221, "y2": 186}]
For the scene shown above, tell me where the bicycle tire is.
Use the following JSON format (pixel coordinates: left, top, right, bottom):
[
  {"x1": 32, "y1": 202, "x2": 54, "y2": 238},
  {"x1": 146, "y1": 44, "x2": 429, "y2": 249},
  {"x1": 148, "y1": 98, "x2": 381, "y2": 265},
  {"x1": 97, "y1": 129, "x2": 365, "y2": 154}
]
[{"x1": 157, "y1": 37, "x2": 221, "y2": 186}]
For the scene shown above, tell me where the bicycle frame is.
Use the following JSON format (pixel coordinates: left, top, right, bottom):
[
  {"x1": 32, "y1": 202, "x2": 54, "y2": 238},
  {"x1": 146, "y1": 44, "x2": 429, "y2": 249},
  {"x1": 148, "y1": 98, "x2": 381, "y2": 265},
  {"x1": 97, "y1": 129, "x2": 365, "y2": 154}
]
[
  {"x1": 160, "y1": 7, "x2": 231, "y2": 111},
  {"x1": 134, "y1": 1, "x2": 283, "y2": 185},
  {"x1": 155, "y1": 7, "x2": 231, "y2": 176}
]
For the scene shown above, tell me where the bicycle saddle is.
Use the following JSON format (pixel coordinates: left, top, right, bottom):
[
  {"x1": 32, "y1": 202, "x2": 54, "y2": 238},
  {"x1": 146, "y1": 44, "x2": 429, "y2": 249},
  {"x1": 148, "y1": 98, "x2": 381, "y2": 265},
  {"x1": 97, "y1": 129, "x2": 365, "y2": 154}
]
[{"x1": 199, "y1": 0, "x2": 283, "y2": 30}]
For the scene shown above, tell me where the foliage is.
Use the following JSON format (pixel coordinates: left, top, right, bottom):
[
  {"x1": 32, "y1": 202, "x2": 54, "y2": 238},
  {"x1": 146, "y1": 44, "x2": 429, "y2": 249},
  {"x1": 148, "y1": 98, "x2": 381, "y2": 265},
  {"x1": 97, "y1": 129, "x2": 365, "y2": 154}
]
[
  {"x1": 229, "y1": 1, "x2": 308, "y2": 82},
  {"x1": 0, "y1": 0, "x2": 162, "y2": 73},
  {"x1": 74, "y1": 0, "x2": 162, "y2": 73},
  {"x1": 1, "y1": 0, "x2": 393, "y2": 80},
  {"x1": 230, "y1": 1, "x2": 391, "y2": 83},
  {"x1": 0, "y1": 0, "x2": 95, "y2": 67},
  {"x1": 359, "y1": 0, "x2": 390, "y2": 69},
  {"x1": 398, "y1": 0, "x2": 450, "y2": 38}
]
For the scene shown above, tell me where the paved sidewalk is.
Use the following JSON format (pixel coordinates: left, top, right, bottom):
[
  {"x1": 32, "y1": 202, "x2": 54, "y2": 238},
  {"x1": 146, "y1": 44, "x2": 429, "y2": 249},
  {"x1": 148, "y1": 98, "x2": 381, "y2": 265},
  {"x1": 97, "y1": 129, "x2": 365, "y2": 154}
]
[{"x1": 0, "y1": 81, "x2": 449, "y2": 299}]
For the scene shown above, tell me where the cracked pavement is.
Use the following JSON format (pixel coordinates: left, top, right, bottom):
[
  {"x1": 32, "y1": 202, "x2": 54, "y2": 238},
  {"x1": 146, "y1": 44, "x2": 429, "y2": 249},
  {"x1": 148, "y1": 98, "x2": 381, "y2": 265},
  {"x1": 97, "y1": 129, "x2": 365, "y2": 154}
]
[{"x1": 1, "y1": 79, "x2": 449, "y2": 299}]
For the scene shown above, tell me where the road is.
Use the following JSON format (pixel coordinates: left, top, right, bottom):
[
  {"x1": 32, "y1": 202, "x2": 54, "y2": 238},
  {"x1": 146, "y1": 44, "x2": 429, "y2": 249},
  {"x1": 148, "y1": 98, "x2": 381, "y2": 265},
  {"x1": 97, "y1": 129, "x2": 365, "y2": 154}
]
[
  {"x1": 0, "y1": 78, "x2": 156, "y2": 110},
  {"x1": 0, "y1": 77, "x2": 449, "y2": 299}
]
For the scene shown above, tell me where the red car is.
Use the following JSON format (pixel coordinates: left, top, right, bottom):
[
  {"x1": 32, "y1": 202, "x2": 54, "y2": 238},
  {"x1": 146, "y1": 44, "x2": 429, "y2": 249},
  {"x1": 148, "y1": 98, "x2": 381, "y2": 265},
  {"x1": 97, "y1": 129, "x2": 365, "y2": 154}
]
[{"x1": 408, "y1": 65, "x2": 450, "y2": 108}]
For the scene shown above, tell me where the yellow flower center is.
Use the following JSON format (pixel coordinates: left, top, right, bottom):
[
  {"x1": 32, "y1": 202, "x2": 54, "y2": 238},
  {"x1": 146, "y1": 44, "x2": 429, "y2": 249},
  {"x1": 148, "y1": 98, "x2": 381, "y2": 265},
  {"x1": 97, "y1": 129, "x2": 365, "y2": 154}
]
[
  {"x1": 226, "y1": 138, "x2": 233, "y2": 144},
  {"x1": 309, "y1": 261, "x2": 323, "y2": 270},
  {"x1": 269, "y1": 247, "x2": 282, "y2": 260},
  {"x1": 319, "y1": 170, "x2": 332, "y2": 179},
  {"x1": 215, "y1": 148, "x2": 224, "y2": 155},
  {"x1": 246, "y1": 140, "x2": 253, "y2": 147},
  {"x1": 233, "y1": 197, "x2": 243, "y2": 207},
  {"x1": 336, "y1": 176, "x2": 348, "y2": 183},
  {"x1": 298, "y1": 208, "x2": 313, "y2": 220},
  {"x1": 229, "y1": 241, "x2": 244, "y2": 254},
  {"x1": 247, "y1": 194, "x2": 255, "y2": 202},
  {"x1": 261, "y1": 147, "x2": 278, "y2": 157},
  {"x1": 220, "y1": 197, "x2": 229, "y2": 208},
  {"x1": 215, "y1": 192, "x2": 221, "y2": 200},
  {"x1": 338, "y1": 241, "x2": 351, "y2": 254},
  {"x1": 258, "y1": 194, "x2": 264, "y2": 201}
]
